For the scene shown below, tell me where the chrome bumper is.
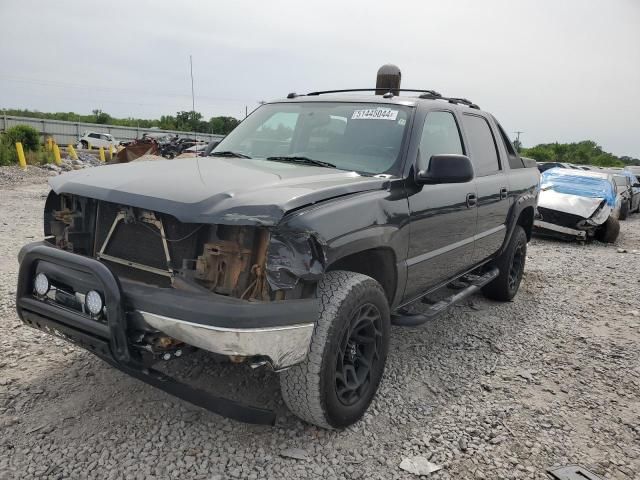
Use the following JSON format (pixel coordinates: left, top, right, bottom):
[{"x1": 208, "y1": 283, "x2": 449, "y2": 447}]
[
  {"x1": 140, "y1": 311, "x2": 314, "y2": 370},
  {"x1": 533, "y1": 220, "x2": 587, "y2": 240}
]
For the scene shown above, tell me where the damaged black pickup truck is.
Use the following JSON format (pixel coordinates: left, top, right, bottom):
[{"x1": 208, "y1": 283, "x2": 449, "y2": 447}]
[{"x1": 16, "y1": 70, "x2": 539, "y2": 429}]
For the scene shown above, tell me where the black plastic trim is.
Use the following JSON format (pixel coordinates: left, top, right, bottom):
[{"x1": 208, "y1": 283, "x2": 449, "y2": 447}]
[
  {"x1": 121, "y1": 279, "x2": 318, "y2": 329},
  {"x1": 19, "y1": 296, "x2": 110, "y2": 338}
]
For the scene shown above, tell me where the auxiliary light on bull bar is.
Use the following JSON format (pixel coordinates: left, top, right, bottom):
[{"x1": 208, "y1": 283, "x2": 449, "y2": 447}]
[
  {"x1": 34, "y1": 273, "x2": 50, "y2": 296},
  {"x1": 85, "y1": 290, "x2": 104, "y2": 316}
]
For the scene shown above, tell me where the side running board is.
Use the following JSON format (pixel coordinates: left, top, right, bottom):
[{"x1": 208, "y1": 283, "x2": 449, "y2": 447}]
[{"x1": 392, "y1": 267, "x2": 499, "y2": 327}]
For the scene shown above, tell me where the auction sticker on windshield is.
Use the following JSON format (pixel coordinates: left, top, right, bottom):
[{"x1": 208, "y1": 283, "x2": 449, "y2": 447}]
[{"x1": 351, "y1": 108, "x2": 399, "y2": 120}]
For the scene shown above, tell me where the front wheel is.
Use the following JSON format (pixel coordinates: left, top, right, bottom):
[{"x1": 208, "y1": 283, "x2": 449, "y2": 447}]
[
  {"x1": 482, "y1": 225, "x2": 527, "y2": 301},
  {"x1": 595, "y1": 216, "x2": 620, "y2": 243},
  {"x1": 279, "y1": 271, "x2": 390, "y2": 429}
]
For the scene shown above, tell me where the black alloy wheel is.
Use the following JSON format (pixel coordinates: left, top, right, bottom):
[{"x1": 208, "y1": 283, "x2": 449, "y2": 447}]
[
  {"x1": 508, "y1": 239, "x2": 526, "y2": 292},
  {"x1": 334, "y1": 303, "x2": 383, "y2": 406},
  {"x1": 482, "y1": 225, "x2": 528, "y2": 301}
]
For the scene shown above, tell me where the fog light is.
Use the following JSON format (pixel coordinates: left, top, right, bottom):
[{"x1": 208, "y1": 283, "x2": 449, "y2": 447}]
[
  {"x1": 85, "y1": 290, "x2": 103, "y2": 316},
  {"x1": 34, "y1": 273, "x2": 50, "y2": 296}
]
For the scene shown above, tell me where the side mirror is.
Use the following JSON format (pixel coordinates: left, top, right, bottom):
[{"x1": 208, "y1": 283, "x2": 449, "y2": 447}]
[{"x1": 416, "y1": 154, "x2": 474, "y2": 184}]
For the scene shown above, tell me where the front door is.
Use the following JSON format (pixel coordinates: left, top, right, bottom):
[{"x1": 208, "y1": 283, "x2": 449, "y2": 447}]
[
  {"x1": 404, "y1": 110, "x2": 478, "y2": 301},
  {"x1": 459, "y1": 114, "x2": 510, "y2": 262}
]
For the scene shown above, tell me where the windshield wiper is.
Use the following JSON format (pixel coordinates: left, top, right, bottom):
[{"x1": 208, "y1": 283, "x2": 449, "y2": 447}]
[
  {"x1": 210, "y1": 151, "x2": 252, "y2": 159},
  {"x1": 266, "y1": 156, "x2": 336, "y2": 169}
]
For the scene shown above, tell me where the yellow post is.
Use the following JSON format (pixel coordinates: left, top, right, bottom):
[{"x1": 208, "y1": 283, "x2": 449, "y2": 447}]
[
  {"x1": 52, "y1": 144, "x2": 62, "y2": 166},
  {"x1": 88, "y1": 142, "x2": 92, "y2": 150},
  {"x1": 109, "y1": 145, "x2": 114, "y2": 160},
  {"x1": 67, "y1": 144, "x2": 78, "y2": 160},
  {"x1": 99, "y1": 146, "x2": 105, "y2": 162},
  {"x1": 46, "y1": 138, "x2": 52, "y2": 151},
  {"x1": 16, "y1": 142, "x2": 27, "y2": 170}
]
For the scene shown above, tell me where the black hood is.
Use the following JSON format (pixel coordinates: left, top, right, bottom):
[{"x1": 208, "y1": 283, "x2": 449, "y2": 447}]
[{"x1": 49, "y1": 157, "x2": 387, "y2": 225}]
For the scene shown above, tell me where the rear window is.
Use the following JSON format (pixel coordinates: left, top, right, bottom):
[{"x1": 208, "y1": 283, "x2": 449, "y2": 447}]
[{"x1": 462, "y1": 114, "x2": 501, "y2": 176}]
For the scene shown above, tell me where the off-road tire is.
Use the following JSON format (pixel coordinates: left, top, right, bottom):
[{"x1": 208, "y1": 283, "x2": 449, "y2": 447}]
[
  {"x1": 595, "y1": 216, "x2": 620, "y2": 243},
  {"x1": 279, "y1": 271, "x2": 390, "y2": 429},
  {"x1": 482, "y1": 225, "x2": 527, "y2": 302},
  {"x1": 619, "y1": 201, "x2": 629, "y2": 221}
]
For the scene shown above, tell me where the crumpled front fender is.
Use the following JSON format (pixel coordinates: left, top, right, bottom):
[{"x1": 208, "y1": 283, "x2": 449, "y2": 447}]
[{"x1": 265, "y1": 230, "x2": 326, "y2": 290}]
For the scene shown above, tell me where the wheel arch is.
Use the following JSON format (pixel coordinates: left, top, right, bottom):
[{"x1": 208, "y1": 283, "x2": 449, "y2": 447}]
[
  {"x1": 326, "y1": 247, "x2": 397, "y2": 304},
  {"x1": 516, "y1": 205, "x2": 535, "y2": 240}
]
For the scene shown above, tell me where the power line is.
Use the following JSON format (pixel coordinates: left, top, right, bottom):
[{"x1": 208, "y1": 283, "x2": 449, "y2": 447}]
[{"x1": 0, "y1": 74, "x2": 255, "y2": 104}]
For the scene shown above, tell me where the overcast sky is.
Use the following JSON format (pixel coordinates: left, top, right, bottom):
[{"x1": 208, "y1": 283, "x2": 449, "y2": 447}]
[{"x1": 1, "y1": 0, "x2": 638, "y2": 157}]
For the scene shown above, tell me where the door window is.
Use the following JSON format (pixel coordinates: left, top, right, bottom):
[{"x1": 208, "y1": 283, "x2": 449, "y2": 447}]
[
  {"x1": 418, "y1": 111, "x2": 464, "y2": 170},
  {"x1": 462, "y1": 114, "x2": 501, "y2": 176}
]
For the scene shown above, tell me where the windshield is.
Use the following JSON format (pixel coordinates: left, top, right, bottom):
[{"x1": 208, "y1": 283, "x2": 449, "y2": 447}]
[{"x1": 212, "y1": 102, "x2": 412, "y2": 175}]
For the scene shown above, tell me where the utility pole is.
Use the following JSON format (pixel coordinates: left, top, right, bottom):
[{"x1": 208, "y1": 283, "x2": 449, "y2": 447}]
[
  {"x1": 514, "y1": 131, "x2": 524, "y2": 152},
  {"x1": 190, "y1": 55, "x2": 196, "y2": 142}
]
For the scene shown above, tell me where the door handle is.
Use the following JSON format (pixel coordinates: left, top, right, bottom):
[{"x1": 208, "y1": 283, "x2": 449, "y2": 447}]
[
  {"x1": 500, "y1": 187, "x2": 508, "y2": 199},
  {"x1": 466, "y1": 193, "x2": 477, "y2": 208}
]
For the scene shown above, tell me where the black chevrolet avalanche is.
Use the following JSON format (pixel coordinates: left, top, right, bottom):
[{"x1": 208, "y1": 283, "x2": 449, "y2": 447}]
[{"x1": 16, "y1": 69, "x2": 539, "y2": 429}]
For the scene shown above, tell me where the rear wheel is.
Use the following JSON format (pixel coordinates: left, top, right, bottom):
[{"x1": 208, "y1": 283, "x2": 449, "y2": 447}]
[
  {"x1": 595, "y1": 216, "x2": 620, "y2": 243},
  {"x1": 482, "y1": 225, "x2": 527, "y2": 301},
  {"x1": 80, "y1": 140, "x2": 89, "y2": 149},
  {"x1": 279, "y1": 271, "x2": 390, "y2": 429}
]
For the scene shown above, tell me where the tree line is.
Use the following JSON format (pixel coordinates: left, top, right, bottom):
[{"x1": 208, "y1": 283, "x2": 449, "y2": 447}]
[
  {"x1": 2, "y1": 108, "x2": 240, "y2": 135},
  {"x1": 519, "y1": 140, "x2": 639, "y2": 167}
]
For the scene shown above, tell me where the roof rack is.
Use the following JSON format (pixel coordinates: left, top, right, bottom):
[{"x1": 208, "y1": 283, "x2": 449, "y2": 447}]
[
  {"x1": 446, "y1": 97, "x2": 480, "y2": 109},
  {"x1": 286, "y1": 89, "x2": 479, "y2": 109},
  {"x1": 302, "y1": 88, "x2": 443, "y2": 97}
]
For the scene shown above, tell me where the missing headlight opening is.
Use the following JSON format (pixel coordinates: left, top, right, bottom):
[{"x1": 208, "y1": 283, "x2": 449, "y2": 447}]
[{"x1": 192, "y1": 226, "x2": 270, "y2": 300}]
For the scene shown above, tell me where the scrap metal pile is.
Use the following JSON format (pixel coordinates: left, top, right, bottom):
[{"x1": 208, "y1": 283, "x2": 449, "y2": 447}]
[{"x1": 115, "y1": 135, "x2": 161, "y2": 163}]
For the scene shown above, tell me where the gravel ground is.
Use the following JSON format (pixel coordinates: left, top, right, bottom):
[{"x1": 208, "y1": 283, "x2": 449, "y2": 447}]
[{"x1": 1, "y1": 172, "x2": 639, "y2": 480}]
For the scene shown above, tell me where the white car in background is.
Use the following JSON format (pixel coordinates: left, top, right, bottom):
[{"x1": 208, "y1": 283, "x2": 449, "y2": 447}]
[{"x1": 77, "y1": 131, "x2": 119, "y2": 150}]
